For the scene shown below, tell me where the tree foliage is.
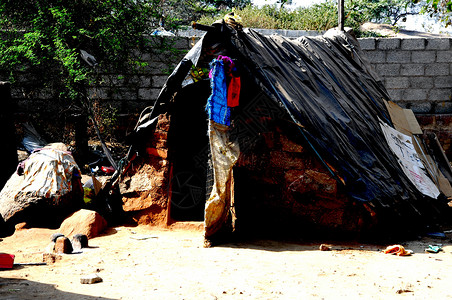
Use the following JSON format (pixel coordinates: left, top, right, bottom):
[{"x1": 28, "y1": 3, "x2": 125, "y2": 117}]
[
  {"x1": 0, "y1": 0, "x2": 167, "y2": 104},
  {"x1": 415, "y1": 0, "x2": 452, "y2": 26},
  {"x1": 198, "y1": 0, "x2": 420, "y2": 34}
]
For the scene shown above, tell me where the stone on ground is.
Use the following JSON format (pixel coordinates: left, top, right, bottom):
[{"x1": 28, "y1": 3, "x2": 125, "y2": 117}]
[{"x1": 59, "y1": 209, "x2": 107, "y2": 239}]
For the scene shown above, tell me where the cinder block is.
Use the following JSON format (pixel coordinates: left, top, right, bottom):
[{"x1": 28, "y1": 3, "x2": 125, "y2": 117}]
[
  {"x1": 152, "y1": 75, "x2": 168, "y2": 88},
  {"x1": 411, "y1": 51, "x2": 436, "y2": 63},
  {"x1": 428, "y1": 88, "x2": 452, "y2": 101},
  {"x1": 138, "y1": 76, "x2": 152, "y2": 87},
  {"x1": 409, "y1": 102, "x2": 432, "y2": 113},
  {"x1": 437, "y1": 50, "x2": 452, "y2": 62},
  {"x1": 434, "y1": 76, "x2": 452, "y2": 88},
  {"x1": 386, "y1": 50, "x2": 411, "y2": 63},
  {"x1": 433, "y1": 101, "x2": 452, "y2": 113},
  {"x1": 426, "y1": 38, "x2": 451, "y2": 50},
  {"x1": 387, "y1": 89, "x2": 403, "y2": 101},
  {"x1": 401, "y1": 38, "x2": 426, "y2": 50},
  {"x1": 400, "y1": 64, "x2": 424, "y2": 76},
  {"x1": 385, "y1": 77, "x2": 410, "y2": 88},
  {"x1": 88, "y1": 87, "x2": 109, "y2": 100},
  {"x1": 425, "y1": 64, "x2": 449, "y2": 76},
  {"x1": 375, "y1": 64, "x2": 400, "y2": 76},
  {"x1": 377, "y1": 38, "x2": 400, "y2": 50},
  {"x1": 138, "y1": 88, "x2": 160, "y2": 100},
  {"x1": 410, "y1": 77, "x2": 434, "y2": 89},
  {"x1": 111, "y1": 88, "x2": 136, "y2": 100},
  {"x1": 402, "y1": 89, "x2": 428, "y2": 101},
  {"x1": 359, "y1": 38, "x2": 376, "y2": 50},
  {"x1": 365, "y1": 50, "x2": 385, "y2": 63}
]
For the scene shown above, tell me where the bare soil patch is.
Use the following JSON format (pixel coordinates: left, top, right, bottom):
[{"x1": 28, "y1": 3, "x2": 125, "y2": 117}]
[{"x1": 1, "y1": 225, "x2": 452, "y2": 299}]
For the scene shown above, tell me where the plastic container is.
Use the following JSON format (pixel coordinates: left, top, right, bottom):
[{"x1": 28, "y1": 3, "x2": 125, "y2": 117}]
[{"x1": 0, "y1": 253, "x2": 15, "y2": 269}]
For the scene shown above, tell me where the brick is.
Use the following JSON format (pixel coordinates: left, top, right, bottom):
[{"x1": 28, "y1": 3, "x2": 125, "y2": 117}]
[
  {"x1": 401, "y1": 38, "x2": 426, "y2": 50},
  {"x1": 146, "y1": 147, "x2": 168, "y2": 159},
  {"x1": 280, "y1": 134, "x2": 304, "y2": 153},
  {"x1": 437, "y1": 50, "x2": 452, "y2": 62},
  {"x1": 409, "y1": 102, "x2": 432, "y2": 113},
  {"x1": 400, "y1": 64, "x2": 424, "y2": 76},
  {"x1": 385, "y1": 77, "x2": 410, "y2": 88},
  {"x1": 426, "y1": 38, "x2": 451, "y2": 50},
  {"x1": 411, "y1": 51, "x2": 436, "y2": 63},
  {"x1": 270, "y1": 151, "x2": 305, "y2": 169},
  {"x1": 425, "y1": 64, "x2": 450, "y2": 76},
  {"x1": 386, "y1": 50, "x2": 411, "y2": 63},
  {"x1": 409, "y1": 77, "x2": 434, "y2": 89},
  {"x1": 434, "y1": 76, "x2": 452, "y2": 88},
  {"x1": 428, "y1": 88, "x2": 452, "y2": 101},
  {"x1": 402, "y1": 89, "x2": 428, "y2": 101},
  {"x1": 54, "y1": 236, "x2": 73, "y2": 254},
  {"x1": 365, "y1": 50, "x2": 385, "y2": 63},
  {"x1": 435, "y1": 115, "x2": 452, "y2": 126},
  {"x1": 415, "y1": 115, "x2": 435, "y2": 127},
  {"x1": 359, "y1": 38, "x2": 376, "y2": 50},
  {"x1": 377, "y1": 38, "x2": 400, "y2": 50},
  {"x1": 375, "y1": 64, "x2": 400, "y2": 76}
]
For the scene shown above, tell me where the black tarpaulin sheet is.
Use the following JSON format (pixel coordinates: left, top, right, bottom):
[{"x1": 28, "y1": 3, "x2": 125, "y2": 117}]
[
  {"x1": 150, "y1": 23, "x2": 447, "y2": 224},
  {"x1": 226, "y1": 27, "x2": 445, "y2": 219}
]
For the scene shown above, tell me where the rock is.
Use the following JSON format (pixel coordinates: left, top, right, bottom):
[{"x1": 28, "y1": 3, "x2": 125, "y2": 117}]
[
  {"x1": 71, "y1": 234, "x2": 89, "y2": 251},
  {"x1": 80, "y1": 273, "x2": 103, "y2": 284},
  {"x1": 42, "y1": 253, "x2": 62, "y2": 264},
  {"x1": 59, "y1": 209, "x2": 107, "y2": 239},
  {"x1": 54, "y1": 236, "x2": 73, "y2": 254},
  {"x1": 0, "y1": 147, "x2": 84, "y2": 229},
  {"x1": 319, "y1": 244, "x2": 332, "y2": 251},
  {"x1": 15, "y1": 222, "x2": 28, "y2": 230}
]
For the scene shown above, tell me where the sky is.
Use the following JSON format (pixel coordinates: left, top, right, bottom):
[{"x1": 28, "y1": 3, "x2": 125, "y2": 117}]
[{"x1": 251, "y1": 0, "x2": 452, "y2": 35}]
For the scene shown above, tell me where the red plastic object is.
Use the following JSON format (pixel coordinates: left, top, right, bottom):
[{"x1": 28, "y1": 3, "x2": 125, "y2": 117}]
[
  {"x1": 0, "y1": 253, "x2": 15, "y2": 269},
  {"x1": 101, "y1": 166, "x2": 115, "y2": 175}
]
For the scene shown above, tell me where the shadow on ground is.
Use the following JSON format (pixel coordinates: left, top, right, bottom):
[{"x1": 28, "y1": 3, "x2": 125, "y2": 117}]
[{"x1": 0, "y1": 278, "x2": 115, "y2": 300}]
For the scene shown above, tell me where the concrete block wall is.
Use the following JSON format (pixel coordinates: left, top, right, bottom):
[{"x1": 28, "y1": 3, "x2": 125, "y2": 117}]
[
  {"x1": 358, "y1": 37, "x2": 452, "y2": 114},
  {"x1": 359, "y1": 37, "x2": 452, "y2": 158}
]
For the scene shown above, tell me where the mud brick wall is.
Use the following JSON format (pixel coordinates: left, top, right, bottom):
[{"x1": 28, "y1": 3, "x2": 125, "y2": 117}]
[
  {"x1": 233, "y1": 113, "x2": 372, "y2": 234},
  {"x1": 119, "y1": 113, "x2": 171, "y2": 226},
  {"x1": 358, "y1": 37, "x2": 452, "y2": 158}
]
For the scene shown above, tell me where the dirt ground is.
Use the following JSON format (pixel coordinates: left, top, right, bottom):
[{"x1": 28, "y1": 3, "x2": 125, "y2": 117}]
[{"x1": 1, "y1": 224, "x2": 452, "y2": 300}]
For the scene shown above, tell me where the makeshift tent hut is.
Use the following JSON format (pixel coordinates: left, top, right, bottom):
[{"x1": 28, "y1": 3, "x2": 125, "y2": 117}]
[{"x1": 120, "y1": 21, "x2": 451, "y2": 241}]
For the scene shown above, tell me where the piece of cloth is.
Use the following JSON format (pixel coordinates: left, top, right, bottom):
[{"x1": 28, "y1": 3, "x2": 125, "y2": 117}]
[
  {"x1": 206, "y1": 59, "x2": 231, "y2": 126},
  {"x1": 209, "y1": 55, "x2": 241, "y2": 109},
  {"x1": 425, "y1": 244, "x2": 443, "y2": 253},
  {"x1": 18, "y1": 148, "x2": 80, "y2": 200},
  {"x1": 382, "y1": 245, "x2": 413, "y2": 256},
  {"x1": 204, "y1": 120, "x2": 240, "y2": 238},
  {"x1": 227, "y1": 75, "x2": 241, "y2": 107}
]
